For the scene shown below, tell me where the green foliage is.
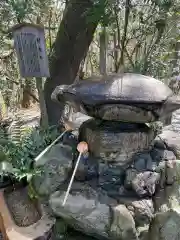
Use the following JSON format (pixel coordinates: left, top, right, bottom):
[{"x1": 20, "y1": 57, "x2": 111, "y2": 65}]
[
  {"x1": 86, "y1": 0, "x2": 115, "y2": 26},
  {"x1": 153, "y1": 0, "x2": 174, "y2": 11},
  {"x1": 0, "y1": 125, "x2": 60, "y2": 182},
  {"x1": 28, "y1": 180, "x2": 39, "y2": 199},
  {"x1": 6, "y1": 0, "x2": 52, "y2": 22},
  {"x1": 9, "y1": 0, "x2": 32, "y2": 22}
]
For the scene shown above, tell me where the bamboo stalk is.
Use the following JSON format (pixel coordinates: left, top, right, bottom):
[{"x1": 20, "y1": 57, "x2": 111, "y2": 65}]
[
  {"x1": 35, "y1": 130, "x2": 68, "y2": 162},
  {"x1": 62, "y1": 152, "x2": 82, "y2": 206}
]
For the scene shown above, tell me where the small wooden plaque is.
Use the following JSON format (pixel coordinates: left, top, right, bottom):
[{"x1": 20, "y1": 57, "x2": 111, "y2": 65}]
[{"x1": 12, "y1": 23, "x2": 50, "y2": 78}]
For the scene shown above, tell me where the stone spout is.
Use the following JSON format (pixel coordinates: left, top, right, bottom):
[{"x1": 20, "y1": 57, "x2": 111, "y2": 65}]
[{"x1": 51, "y1": 85, "x2": 85, "y2": 114}]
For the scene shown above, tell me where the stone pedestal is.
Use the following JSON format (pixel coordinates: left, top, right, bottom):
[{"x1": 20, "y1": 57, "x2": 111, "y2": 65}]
[{"x1": 79, "y1": 119, "x2": 154, "y2": 166}]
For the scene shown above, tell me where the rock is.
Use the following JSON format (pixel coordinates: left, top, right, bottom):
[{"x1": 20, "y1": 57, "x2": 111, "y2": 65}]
[
  {"x1": 49, "y1": 183, "x2": 111, "y2": 239},
  {"x1": 98, "y1": 163, "x2": 123, "y2": 187},
  {"x1": 155, "y1": 130, "x2": 180, "y2": 158},
  {"x1": 109, "y1": 205, "x2": 138, "y2": 240},
  {"x1": 62, "y1": 110, "x2": 92, "y2": 137},
  {"x1": 52, "y1": 218, "x2": 68, "y2": 239},
  {"x1": 133, "y1": 152, "x2": 154, "y2": 171},
  {"x1": 173, "y1": 160, "x2": 180, "y2": 180},
  {"x1": 148, "y1": 160, "x2": 180, "y2": 240},
  {"x1": 97, "y1": 163, "x2": 125, "y2": 199},
  {"x1": 166, "y1": 161, "x2": 176, "y2": 185},
  {"x1": 118, "y1": 186, "x2": 138, "y2": 199},
  {"x1": 73, "y1": 154, "x2": 99, "y2": 182},
  {"x1": 154, "y1": 184, "x2": 180, "y2": 213},
  {"x1": 153, "y1": 139, "x2": 167, "y2": 150},
  {"x1": 49, "y1": 182, "x2": 139, "y2": 240},
  {"x1": 61, "y1": 131, "x2": 78, "y2": 150},
  {"x1": 124, "y1": 168, "x2": 138, "y2": 189},
  {"x1": 150, "y1": 148, "x2": 176, "y2": 162},
  {"x1": 79, "y1": 119, "x2": 154, "y2": 165},
  {"x1": 101, "y1": 183, "x2": 122, "y2": 200},
  {"x1": 154, "y1": 160, "x2": 180, "y2": 210},
  {"x1": 149, "y1": 209, "x2": 180, "y2": 240},
  {"x1": 119, "y1": 198, "x2": 154, "y2": 227},
  {"x1": 49, "y1": 179, "x2": 158, "y2": 240},
  {"x1": 155, "y1": 160, "x2": 176, "y2": 187},
  {"x1": 33, "y1": 144, "x2": 73, "y2": 196},
  {"x1": 94, "y1": 104, "x2": 156, "y2": 123},
  {"x1": 132, "y1": 171, "x2": 160, "y2": 197},
  {"x1": 52, "y1": 223, "x2": 96, "y2": 240},
  {"x1": 137, "y1": 225, "x2": 149, "y2": 240},
  {"x1": 68, "y1": 112, "x2": 92, "y2": 129},
  {"x1": 149, "y1": 184, "x2": 180, "y2": 240},
  {"x1": 162, "y1": 124, "x2": 174, "y2": 131},
  {"x1": 128, "y1": 199, "x2": 154, "y2": 226}
]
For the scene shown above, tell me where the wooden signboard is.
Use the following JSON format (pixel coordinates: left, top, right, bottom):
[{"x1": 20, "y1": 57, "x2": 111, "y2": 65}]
[{"x1": 11, "y1": 23, "x2": 50, "y2": 78}]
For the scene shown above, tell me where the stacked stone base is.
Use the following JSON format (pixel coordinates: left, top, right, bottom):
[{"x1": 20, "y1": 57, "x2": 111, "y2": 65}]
[
  {"x1": 33, "y1": 122, "x2": 180, "y2": 240},
  {"x1": 78, "y1": 119, "x2": 154, "y2": 164}
]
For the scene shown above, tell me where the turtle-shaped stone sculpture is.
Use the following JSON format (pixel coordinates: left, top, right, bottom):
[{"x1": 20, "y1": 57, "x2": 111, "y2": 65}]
[{"x1": 51, "y1": 73, "x2": 180, "y2": 123}]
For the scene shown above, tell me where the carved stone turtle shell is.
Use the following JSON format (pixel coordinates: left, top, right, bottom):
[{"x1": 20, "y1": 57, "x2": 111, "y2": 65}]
[{"x1": 52, "y1": 73, "x2": 180, "y2": 123}]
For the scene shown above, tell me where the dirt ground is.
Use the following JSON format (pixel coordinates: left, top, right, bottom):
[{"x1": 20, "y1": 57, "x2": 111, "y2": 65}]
[{"x1": 8, "y1": 105, "x2": 40, "y2": 127}]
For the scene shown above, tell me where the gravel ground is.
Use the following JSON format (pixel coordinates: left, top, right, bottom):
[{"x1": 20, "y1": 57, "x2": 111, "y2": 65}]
[{"x1": 7, "y1": 106, "x2": 40, "y2": 127}]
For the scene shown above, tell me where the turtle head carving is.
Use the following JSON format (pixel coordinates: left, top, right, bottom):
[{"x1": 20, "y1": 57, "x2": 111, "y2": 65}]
[{"x1": 51, "y1": 84, "x2": 86, "y2": 114}]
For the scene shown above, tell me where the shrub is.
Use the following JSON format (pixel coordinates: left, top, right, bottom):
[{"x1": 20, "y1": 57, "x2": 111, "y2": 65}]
[{"x1": 0, "y1": 125, "x2": 60, "y2": 182}]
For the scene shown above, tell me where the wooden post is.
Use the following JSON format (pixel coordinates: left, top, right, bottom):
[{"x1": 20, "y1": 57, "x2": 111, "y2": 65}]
[
  {"x1": 35, "y1": 78, "x2": 48, "y2": 128},
  {"x1": 11, "y1": 23, "x2": 50, "y2": 128}
]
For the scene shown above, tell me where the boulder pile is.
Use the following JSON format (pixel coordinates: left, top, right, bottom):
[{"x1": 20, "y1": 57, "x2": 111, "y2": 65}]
[{"x1": 34, "y1": 74, "x2": 180, "y2": 240}]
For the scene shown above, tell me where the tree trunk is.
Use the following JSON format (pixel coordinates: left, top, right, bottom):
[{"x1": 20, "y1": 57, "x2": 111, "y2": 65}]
[
  {"x1": 21, "y1": 78, "x2": 35, "y2": 108},
  {"x1": 169, "y1": 40, "x2": 180, "y2": 94},
  {"x1": 118, "y1": 0, "x2": 130, "y2": 72},
  {"x1": 99, "y1": 26, "x2": 107, "y2": 75},
  {"x1": 164, "y1": 18, "x2": 180, "y2": 126},
  {"x1": 113, "y1": 32, "x2": 118, "y2": 72},
  {"x1": 164, "y1": 40, "x2": 180, "y2": 126},
  {"x1": 44, "y1": 0, "x2": 99, "y2": 125}
]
